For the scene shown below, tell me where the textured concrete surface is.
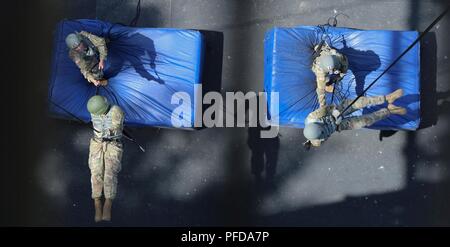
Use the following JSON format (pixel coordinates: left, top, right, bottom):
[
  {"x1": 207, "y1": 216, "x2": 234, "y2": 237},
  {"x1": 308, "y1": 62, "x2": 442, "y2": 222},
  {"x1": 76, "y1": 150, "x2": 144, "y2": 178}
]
[{"x1": 3, "y1": 0, "x2": 450, "y2": 226}]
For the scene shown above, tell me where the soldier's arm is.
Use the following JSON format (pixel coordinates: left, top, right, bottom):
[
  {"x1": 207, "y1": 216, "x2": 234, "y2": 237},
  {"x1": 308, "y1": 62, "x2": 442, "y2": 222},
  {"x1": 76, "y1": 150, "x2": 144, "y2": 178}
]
[
  {"x1": 312, "y1": 65, "x2": 329, "y2": 108},
  {"x1": 69, "y1": 51, "x2": 96, "y2": 83},
  {"x1": 316, "y1": 87, "x2": 327, "y2": 108},
  {"x1": 80, "y1": 31, "x2": 108, "y2": 61},
  {"x1": 316, "y1": 76, "x2": 328, "y2": 108},
  {"x1": 110, "y1": 106, "x2": 125, "y2": 136}
]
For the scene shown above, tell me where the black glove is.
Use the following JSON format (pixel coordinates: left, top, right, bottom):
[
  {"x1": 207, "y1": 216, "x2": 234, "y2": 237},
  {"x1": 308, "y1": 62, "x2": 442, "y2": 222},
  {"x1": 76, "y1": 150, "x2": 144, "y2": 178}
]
[{"x1": 303, "y1": 140, "x2": 312, "y2": 151}]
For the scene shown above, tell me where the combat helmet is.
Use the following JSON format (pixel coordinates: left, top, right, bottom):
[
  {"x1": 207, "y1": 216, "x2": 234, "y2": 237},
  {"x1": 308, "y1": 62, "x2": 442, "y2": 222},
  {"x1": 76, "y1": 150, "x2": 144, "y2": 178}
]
[
  {"x1": 65, "y1": 33, "x2": 82, "y2": 49},
  {"x1": 303, "y1": 122, "x2": 327, "y2": 140},
  {"x1": 318, "y1": 54, "x2": 340, "y2": 73},
  {"x1": 87, "y1": 95, "x2": 110, "y2": 116}
]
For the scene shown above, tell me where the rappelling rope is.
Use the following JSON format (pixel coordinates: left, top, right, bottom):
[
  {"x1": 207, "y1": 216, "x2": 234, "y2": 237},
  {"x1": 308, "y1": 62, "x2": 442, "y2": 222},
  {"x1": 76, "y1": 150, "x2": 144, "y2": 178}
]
[{"x1": 129, "y1": 0, "x2": 142, "y2": 27}]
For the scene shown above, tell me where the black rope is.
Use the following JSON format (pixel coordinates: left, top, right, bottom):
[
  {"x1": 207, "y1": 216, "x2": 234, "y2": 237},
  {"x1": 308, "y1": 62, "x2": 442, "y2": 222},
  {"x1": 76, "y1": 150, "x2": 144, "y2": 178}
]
[
  {"x1": 123, "y1": 129, "x2": 146, "y2": 153},
  {"x1": 316, "y1": 13, "x2": 349, "y2": 45},
  {"x1": 304, "y1": 89, "x2": 320, "y2": 111},
  {"x1": 328, "y1": 13, "x2": 350, "y2": 27},
  {"x1": 278, "y1": 87, "x2": 316, "y2": 116},
  {"x1": 338, "y1": 5, "x2": 450, "y2": 118},
  {"x1": 129, "y1": 0, "x2": 142, "y2": 27}
]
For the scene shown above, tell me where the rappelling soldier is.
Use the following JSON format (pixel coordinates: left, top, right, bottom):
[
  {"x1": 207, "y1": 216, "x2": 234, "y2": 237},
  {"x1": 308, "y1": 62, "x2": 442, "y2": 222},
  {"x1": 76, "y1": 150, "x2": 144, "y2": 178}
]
[
  {"x1": 303, "y1": 89, "x2": 405, "y2": 148},
  {"x1": 312, "y1": 42, "x2": 349, "y2": 107},
  {"x1": 66, "y1": 31, "x2": 108, "y2": 86},
  {"x1": 87, "y1": 95, "x2": 125, "y2": 222}
]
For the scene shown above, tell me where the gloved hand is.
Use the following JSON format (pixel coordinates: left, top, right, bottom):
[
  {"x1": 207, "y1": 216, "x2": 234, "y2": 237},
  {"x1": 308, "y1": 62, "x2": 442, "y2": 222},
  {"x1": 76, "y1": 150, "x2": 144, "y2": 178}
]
[{"x1": 332, "y1": 109, "x2": 342, "y2": 125}]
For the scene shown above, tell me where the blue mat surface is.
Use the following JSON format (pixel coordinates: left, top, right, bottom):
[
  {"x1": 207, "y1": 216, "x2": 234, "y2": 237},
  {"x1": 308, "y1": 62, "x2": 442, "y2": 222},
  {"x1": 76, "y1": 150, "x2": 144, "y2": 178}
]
[
  {"x1": 264, "y1": 26, "x2": 421, "y2": 130},
  {"x1": 49, "y1": 19, "x2": 204, "y2": 127}
]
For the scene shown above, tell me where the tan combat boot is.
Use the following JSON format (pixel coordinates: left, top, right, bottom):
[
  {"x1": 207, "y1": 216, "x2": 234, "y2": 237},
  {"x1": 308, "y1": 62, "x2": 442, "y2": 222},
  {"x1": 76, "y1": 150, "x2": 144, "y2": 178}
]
[
  {"x1": 386, "y1": 89, "x2": 403, "y2": 104},
  {"x1": 102, "y1": 199, "x2": 113, "y2": 221},
  {"x1": 388, "y1": 104, "x2": 407, "y2": 115},
  {"x1": 94, "y1": 198, "x2": 103, "y2": 223}
]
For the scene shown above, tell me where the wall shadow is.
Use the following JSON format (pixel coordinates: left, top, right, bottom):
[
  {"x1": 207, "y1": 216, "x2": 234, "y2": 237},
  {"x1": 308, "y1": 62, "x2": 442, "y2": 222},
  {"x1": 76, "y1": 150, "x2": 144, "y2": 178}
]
[
  {"x1": 247, "y1": 125, "x2": 280, "y2": 189},
  {"x1": 197, "y1": 30, "x2": 224, "y2": 130},
  {"x1": 418, "y1": 32, "x2": 437, "y2": 129},
  {"x1": 199, "y1": 30, "x2": 224, "y2": 95}
]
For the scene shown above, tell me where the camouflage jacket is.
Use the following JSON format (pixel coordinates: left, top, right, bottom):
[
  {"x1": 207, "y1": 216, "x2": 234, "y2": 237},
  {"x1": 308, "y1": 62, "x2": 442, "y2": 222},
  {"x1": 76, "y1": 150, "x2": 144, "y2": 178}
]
[
  {"x1": 91, "y1": 105, "x2": 125, "y2": 141},
  {"x1": 69, "y1": 31, "x2": 108, "y2": 82}
]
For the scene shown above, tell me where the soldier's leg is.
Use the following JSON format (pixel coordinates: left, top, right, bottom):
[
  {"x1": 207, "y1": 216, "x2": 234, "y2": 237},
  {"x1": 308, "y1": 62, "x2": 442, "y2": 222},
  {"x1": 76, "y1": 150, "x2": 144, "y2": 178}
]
[
  {"x1": 385, "y1": 89, "x2": 404, "y2": 104},
  {"x1": 337, "y1": 99, "x2": 354, "y2": 113},
  {"x1": 336, "y1": 95, "x2": 386, "y2": 116},
  {"x1": 251, "y1": 149, "x2": 264, "y2": 178},
  {"x1": 102, "y1": 142, "x2": 123, "y2": 221},
  {"x1": 88, "y1": 139, "x2": 105, "y2": 222},
  {"x1": 94, "y1": 199, "x2": 102, "y2": 223},
  {"x1": 351, "y1": 95, "x2": 386, "y2": 110},
  {"x1": 338, "y1": 89, "x2": 404, "y2": 115},
  {"x1": 338, "y1": 108, "x2": 390, "y2": 130},
  {"x1": 265, "y1": 139, "x2": 280, "y2": 181}
]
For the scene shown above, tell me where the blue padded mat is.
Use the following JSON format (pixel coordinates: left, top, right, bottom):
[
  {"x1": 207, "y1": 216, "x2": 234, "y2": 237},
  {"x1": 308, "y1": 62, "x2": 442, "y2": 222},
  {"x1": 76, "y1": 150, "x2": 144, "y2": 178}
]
[
  {"x1": 49, "y1": 19, "x2": 204, "y2": 127},
  {"x1": 264, "y1": 26, "x2": 421, "y2": 130}
]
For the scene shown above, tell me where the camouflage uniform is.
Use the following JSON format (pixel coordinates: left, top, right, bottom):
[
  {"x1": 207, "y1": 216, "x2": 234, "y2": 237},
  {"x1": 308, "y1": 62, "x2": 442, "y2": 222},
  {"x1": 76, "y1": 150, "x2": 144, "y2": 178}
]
[
  {"x1": 312, "y1": 43, "x2": 348, "y2": 107},
  {"x1": 306, "y1": 95, "x2": 389, "y2": 146},
  {"x1": 69, "y1": 31, "x2": 108, "y2": 83},
  {"x1": 88, "y1": 105, "x2": 124, "y2": 199}
]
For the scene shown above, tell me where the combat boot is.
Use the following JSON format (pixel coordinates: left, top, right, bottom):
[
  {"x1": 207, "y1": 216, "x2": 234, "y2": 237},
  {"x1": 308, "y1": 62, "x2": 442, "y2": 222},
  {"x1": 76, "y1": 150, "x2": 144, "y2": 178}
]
[
  {"x1": 388, "y1": 104, "x2": 407, "y2": 115},
  {"x1": 102, "y1": 199, "x2": 113, "y2": 221},
  {"x1": 94, "y1": 198, "x2": 103, "y2": 223},
  {"x1": 386, "y1": 89, "x2": 403, "y2": 104}
]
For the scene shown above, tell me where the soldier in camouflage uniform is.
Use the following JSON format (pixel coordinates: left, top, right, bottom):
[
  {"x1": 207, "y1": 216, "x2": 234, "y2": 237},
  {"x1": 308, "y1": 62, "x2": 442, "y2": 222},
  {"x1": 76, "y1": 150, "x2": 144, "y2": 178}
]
[
  {"x1": 66, "y1": 31, "x2": 108, "y2": 86},
  {"x1": 303, "y1": 89, "x2": 406, "y2": 148},
  {"x1": 87, "y1": 95, "x2": 125, "y2": 222},
  {"x1": 312, "y1": 42, "x2": 349, "y2": 107}
]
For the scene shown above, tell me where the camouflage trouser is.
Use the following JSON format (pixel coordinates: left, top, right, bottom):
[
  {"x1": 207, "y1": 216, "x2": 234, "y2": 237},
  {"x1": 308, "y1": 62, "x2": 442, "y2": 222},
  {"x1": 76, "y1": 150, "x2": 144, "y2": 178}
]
[
  {"x1": 337, "y1": 95, "x2": 390, "y2": 130},
  {"x1": 88, "y1": 138, "x2": 123, "y2": 199}
]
